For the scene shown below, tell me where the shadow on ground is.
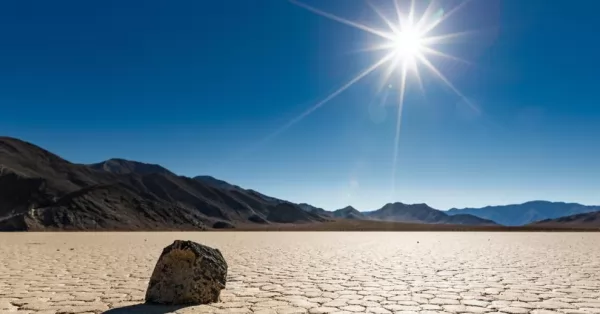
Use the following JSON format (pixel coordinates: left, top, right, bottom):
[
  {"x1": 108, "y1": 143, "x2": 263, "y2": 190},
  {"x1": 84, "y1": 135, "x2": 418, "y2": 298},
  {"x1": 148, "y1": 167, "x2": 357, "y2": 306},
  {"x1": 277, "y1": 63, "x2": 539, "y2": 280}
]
[{"x1": 103, "y1": 304, "x2": 188, "y2": 314}]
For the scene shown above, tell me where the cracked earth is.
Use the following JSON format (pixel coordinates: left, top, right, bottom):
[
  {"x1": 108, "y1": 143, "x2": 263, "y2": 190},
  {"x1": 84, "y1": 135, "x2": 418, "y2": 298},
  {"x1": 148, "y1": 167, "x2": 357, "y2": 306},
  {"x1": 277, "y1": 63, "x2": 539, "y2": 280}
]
[{"x1": 1, "y1": 232, "x2": 599, "y2": 314}]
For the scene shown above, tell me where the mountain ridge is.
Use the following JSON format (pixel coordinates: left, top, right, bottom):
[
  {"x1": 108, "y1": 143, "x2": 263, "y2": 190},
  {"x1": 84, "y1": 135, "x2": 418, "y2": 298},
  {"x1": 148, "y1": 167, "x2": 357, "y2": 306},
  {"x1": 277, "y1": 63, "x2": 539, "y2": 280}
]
[
  {"x1": 89, "y1": 159, "x2": 174, "y2": 176},
  {"x1": 367, "y1": 202, "x2": 497, "y2": 225},
  {"x1": 530, "y1": 210, "x2": 600, "y2": 228},
  {"x1": 0, "y1": 137, "x2": 327, "y2": 230},
  {"x1": 193, "y1": 175, "x2": 240, "y2": 190},
  {"x1": 332, "y1": 206, "x2": 364, "y2": 220},
  {"x1": 2, "y1": 136, "x2": 595, "y2": 230},
  {"x1": 447, "y1": 201, "x2": 600, "y2": 226}
]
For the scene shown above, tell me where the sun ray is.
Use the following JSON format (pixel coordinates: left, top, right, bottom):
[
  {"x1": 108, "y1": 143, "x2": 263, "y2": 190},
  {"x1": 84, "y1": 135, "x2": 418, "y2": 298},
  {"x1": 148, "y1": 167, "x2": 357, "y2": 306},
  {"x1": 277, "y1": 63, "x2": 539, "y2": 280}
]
[
  {"x1": 289, "y1": 0, "x2": 395, "y2": 41},
  {"x1": 367, "y1": 1, "x2": 400, "y2": 35},
  {"x1": 354, "y1": 42, "x2": 398, "y2": 54},
  {"x1": 415, "y1": 0, "x2": 436, "y2": 31},
  {"x1": 391, "y1": 59, "x2": 409, "y2": 200},
  {"x1": 416, "y1": 52, "x2": 479, "y2": 112},
  {"x1": 419, "y1": 0, "x2": 473, "y2": 35},
  {"x1": 270, "y1": 0, "x2": 477, "y2": 201},
  {"x1": 411, "y1": 62, "x2": 425, "y2": 93},
  {"x1": 408, "y1": 0, "x2": 416, "y2": 26},
  {"x1": 397, "y1": 0, "x2": 416, "y2": 32},
  {"x1": 393, "y1": 0, "x2": 404, "y2": 30},
  {"x1": 421, "y1": 46, "x2": 471, "y2": 65},
  {"x1": 421, "y1": 29, "x2": 481, "y2": 45},
  {"x1": 377, "y1": 56, "x2": 401, "y2": 92},
  {"x1": 260, "y1": 51, "x2": 397, "y2": 144}
]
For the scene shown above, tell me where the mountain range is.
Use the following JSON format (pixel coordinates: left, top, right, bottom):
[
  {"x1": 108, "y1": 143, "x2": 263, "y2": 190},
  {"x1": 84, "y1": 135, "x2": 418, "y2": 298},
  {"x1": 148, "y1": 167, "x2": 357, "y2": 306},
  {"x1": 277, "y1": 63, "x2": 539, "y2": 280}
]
[
  {"x1": 446, "y1": 201, "x2": 600, "y2": 226},
  {"x1": 368, "y1": 203, "x2": 498, "y2": 225},
  {"x1": 1, "y1": 137, "x2": 598, "y2": 231},
  {"x1": 0, "y1": 137, "x2": 326, "y2": 231},
  {"x1": 531, "y1": 211, "x2": 600, "y2": 227},
  {"x1": 300, "y1": 203, "x2": 497, "y2": 225},
  {"x1": 332, "y1": 206, "x2": 365, "y2": 220}
]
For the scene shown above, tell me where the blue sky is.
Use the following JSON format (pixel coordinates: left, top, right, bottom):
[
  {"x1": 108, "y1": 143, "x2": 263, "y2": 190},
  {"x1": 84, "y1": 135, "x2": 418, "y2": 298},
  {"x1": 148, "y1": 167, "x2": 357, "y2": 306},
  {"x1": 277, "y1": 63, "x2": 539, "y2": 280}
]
[{"x1": 1, "y1": 0, "x2": 599, "y2": 211}]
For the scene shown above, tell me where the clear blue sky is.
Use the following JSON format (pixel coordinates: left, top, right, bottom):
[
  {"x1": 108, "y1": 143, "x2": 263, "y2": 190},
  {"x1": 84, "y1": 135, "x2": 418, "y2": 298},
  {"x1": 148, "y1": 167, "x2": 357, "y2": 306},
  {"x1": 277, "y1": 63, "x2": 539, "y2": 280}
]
[{"x1": 1, "y1": 0, "x2": 599, "y2": 211}]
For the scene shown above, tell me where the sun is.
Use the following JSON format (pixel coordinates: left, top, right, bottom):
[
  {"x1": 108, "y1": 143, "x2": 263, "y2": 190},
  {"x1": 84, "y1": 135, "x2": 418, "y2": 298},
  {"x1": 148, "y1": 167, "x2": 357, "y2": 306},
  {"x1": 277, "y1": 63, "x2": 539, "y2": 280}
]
[
  {"x1": 267, "y1": 0, "x2": 478, "y2": 200},
  {"x1": 392, "y1": 28, "x2": 423, "y2": 62}
]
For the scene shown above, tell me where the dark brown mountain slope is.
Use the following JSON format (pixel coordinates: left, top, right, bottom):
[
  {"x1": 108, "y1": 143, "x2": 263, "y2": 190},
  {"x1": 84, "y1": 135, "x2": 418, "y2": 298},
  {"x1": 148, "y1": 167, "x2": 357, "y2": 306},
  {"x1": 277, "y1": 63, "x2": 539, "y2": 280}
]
[
  {"x1": 0, "y1": 137, "x2": 326, "y2": 231},
  {"x1": 0, "y1": 137, "x2": 116, "y2": 195},
  {"x1": 193, "y1": 175, "x2": 239, "y2": 190},
  {"x1": 299, "y1": 203, "x2": 332, "y2": 217},
  {"x1": 0, "y1": 137, "x2": 119, "y2": 218},
  {"x1": 89, "y1": 159, "x2": 174, "y2": 176},
  {"x1": 530, "y1": 211, "x2": 600, "y2": 228}
]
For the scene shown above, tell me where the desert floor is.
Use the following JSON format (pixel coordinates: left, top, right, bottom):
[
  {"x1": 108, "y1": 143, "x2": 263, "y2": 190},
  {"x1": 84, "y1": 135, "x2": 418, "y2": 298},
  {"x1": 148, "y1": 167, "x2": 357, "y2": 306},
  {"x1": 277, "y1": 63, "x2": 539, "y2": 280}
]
[{"x1": 1, "y1": 232, "x2": 599, "y2": 314}]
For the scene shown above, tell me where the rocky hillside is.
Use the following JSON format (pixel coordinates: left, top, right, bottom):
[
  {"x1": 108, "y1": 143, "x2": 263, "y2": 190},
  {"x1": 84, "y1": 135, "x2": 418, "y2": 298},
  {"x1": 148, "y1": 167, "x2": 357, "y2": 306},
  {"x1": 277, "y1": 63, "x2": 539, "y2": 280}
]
[
  {"x1": 0, "y1": 137, "x2": 327, "y2": 231},
  {"x1": 193, "y1": 175, "x2": 240, "y2": 190},
  {"x1": 299, "y1": 203, "x2": 332, "y2": 217},
  {"x1": 367, "y1": 202, "x2": 497, "y2": 225},
  {"x1": 9, "y1": 136, "x2": 575, "y2": 231},
  {"x1": 447, "y1": 201, "x2": 600, "y2": 226},
  {"x1": 332, "y1": 206, "x2": 364, "y2": 219},
  {"x1": 89, "y1": 159, "x2": 174, "y2": 176},
  {"x1": 530, "y1": 210, "x2": 600, "y2": 228}
]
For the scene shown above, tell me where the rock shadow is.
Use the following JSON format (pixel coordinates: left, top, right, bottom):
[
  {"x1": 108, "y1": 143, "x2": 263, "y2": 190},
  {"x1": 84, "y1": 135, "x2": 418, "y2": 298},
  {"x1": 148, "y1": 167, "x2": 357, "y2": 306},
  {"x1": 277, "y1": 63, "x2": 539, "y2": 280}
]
[{"x1": 102, "y1": 303, "x2": 188, "y2": 314}]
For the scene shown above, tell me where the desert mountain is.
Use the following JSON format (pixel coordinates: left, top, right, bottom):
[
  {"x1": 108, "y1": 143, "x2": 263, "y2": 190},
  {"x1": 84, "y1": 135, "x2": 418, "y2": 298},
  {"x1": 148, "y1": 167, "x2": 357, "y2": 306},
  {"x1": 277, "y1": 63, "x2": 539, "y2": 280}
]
[
  {"x1": 302, "y1": 203, "x2": 494, "y2": 225},
  {"x1": 530, "y1": 210, "x2": 600, "y2": 228},
  {"x1": 332, "y1": 206, "x2": 364, "y2": 219},
  {"x1": 89, "y1": 159, "x2": 174, "y2": 176},
  {"x1": 367, "y1": 202, "x2": 497, "y2": 225},
  {"x1": 299, "y1": 203, "x2": 332, "y2": 217},
  {"x1": 0, "y1": 137, "x2": 327, "y2": 231},
  {"x1": 193, "y1": 175, "x2": 239, "y2": 190},
  {"x1": 446, "y1": 201, "x2": 600, "y2": 226},
  {"x1": 8, "y1": 136, "x2": 591, "y2": 231}
]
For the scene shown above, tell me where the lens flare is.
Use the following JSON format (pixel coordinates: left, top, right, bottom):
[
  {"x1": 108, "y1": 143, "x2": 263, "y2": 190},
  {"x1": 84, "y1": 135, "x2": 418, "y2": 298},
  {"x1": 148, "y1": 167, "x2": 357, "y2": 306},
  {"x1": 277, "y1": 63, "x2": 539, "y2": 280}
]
[{"x1": 262, "y1": 0, "x2": 478, "y2": 200}]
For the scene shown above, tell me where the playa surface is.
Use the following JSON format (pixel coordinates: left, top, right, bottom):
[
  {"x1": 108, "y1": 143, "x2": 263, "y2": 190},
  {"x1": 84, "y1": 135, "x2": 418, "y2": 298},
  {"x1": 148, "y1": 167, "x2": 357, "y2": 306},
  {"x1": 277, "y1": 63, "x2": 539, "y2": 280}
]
[{"x1": 1, "y1": 232, "x2": 599, "y2": 314}]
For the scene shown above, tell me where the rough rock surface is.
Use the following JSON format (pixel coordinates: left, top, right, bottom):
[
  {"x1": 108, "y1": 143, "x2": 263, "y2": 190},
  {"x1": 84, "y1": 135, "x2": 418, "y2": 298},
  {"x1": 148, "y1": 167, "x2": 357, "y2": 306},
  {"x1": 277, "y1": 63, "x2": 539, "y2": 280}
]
[{"x1": 145, "y1": 240, "x2": 228, "y2": 305}]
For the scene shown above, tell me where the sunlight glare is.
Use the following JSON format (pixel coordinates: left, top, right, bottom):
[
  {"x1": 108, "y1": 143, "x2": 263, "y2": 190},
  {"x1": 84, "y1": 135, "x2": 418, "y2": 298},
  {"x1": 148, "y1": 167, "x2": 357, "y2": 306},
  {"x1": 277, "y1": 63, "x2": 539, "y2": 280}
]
[
  {"x1": 273, "y1": 0, "x2": 478, "y2": 201},
  {"x1": 392, "y1": 28, "x2": 423, "y2": 62}
]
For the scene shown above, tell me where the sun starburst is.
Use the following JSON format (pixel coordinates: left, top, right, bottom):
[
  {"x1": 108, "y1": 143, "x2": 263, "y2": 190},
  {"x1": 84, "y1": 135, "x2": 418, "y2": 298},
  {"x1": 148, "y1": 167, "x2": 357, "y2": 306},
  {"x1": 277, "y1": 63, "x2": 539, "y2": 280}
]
[{"x1": 264, "y1": 0, "x2": 477, "y2": 200}]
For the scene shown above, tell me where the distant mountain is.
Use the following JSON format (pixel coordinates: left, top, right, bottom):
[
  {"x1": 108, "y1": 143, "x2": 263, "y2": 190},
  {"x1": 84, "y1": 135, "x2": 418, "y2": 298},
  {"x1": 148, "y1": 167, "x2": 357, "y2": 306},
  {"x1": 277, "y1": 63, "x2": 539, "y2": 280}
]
[
  {"x1": 530, "y1": 211, "x2": 600, "y2": 228},
  {"x1": 447, "y1": 214, "x2": 498, "y2": 225},
  {"x1": 332, "y1": 206, "x2": 364, "y2": 219},
  {"x1": 0, "y1": 137, "x2": 326, "y2": 231},
  {"x1": 446, "y1": 201, "x2": 600, "y2": 226},
  {"x1": 299, "y1": 203, "x2": 332, "y2": 217},
  {"x1": 10, "y1": 136, "x2": 586, "y2": 231},
  {"x1": 366, "y1": 202, "x2": 496, "y2": 225},
  {"x1": 89, "y1": 159, "x2": 174, "y2": 176}
]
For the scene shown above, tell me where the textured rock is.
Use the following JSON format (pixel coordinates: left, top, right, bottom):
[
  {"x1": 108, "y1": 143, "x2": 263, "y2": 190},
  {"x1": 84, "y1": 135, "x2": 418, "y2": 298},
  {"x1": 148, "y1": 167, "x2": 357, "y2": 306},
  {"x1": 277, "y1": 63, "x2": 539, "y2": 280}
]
[{"x1": 145, "y1": 240, "x2": 228, "y2": 305}]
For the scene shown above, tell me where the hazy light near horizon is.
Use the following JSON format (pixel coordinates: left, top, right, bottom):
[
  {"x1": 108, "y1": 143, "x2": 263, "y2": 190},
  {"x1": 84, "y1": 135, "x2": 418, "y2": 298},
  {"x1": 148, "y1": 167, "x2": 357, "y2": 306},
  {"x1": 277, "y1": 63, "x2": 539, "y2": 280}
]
[{"x1": 265, "y1": 0, "x2": 477, "y2": 200}]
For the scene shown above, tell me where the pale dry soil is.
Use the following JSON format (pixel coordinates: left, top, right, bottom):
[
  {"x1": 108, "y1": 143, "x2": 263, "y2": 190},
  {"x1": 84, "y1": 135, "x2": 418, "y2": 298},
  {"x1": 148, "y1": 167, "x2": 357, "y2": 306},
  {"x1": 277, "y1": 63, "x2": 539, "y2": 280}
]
[{"x1": 1, "y1": 232, "x2": 599, "y2": 314}]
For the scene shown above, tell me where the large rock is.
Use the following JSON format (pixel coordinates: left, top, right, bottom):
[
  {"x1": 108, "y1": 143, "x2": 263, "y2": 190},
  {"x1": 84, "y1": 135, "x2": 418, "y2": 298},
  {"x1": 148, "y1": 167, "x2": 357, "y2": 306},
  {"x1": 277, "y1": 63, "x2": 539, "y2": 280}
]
[{"x1": 145, "y1": 240, "x2": 228, "y2": 305}]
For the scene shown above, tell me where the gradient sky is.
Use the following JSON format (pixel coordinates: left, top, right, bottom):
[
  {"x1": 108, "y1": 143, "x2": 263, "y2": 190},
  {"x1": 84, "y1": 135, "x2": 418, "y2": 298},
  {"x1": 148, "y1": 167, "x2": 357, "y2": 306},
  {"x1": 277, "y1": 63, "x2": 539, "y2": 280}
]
[{"x1": 1, "y1": 0, "x2": 599, "y2": 211}]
